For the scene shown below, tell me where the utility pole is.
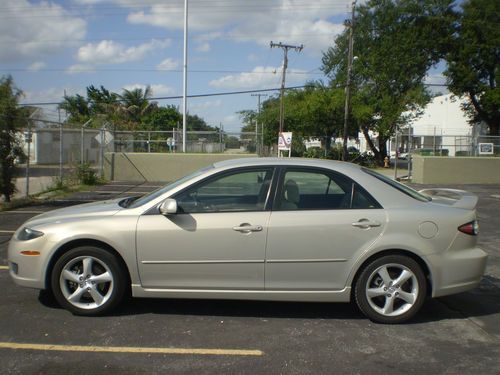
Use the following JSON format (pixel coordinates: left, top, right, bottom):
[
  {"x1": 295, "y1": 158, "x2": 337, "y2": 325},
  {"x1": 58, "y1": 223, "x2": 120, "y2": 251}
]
[
  {"x1": 270, "y1": 42, "x2": 303, "y2": 138},
  {"x1": 342, "y1": 0, "x2": 357, "y2": 162},
  {"x1": 251, "y1": 93, "x2": 268, "y2": 156}
]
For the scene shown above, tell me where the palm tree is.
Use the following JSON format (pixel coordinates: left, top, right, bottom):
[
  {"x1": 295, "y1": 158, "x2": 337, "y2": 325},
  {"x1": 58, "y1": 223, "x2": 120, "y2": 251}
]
[{"x1": 119, "y1": 86, "x2": 155, "y2": 124}]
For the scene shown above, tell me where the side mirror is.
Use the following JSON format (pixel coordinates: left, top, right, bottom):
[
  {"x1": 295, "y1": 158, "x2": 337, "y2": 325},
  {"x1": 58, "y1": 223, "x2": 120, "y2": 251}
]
[{"x1": 159, "y1": 199, "x2": 178, "y2": 215}]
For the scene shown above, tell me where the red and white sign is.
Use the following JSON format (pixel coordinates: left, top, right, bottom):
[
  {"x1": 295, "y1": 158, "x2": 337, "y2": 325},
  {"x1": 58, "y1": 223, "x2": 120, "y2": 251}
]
[{"x1": 278, "y1": 132, "x2": 293, "y2": 151}]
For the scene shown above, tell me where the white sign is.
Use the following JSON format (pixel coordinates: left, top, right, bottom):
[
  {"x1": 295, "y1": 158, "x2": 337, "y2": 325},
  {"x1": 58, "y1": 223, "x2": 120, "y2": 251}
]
[
  {"x1": 278, "y1": 132, "x2": 293, "y2": 151},
  {"x1": 478, "y1": 143, "x2": 494, "y2": 155},
  {"x1": 95, "y1": 131, "x2": 114, "y2": 146}
]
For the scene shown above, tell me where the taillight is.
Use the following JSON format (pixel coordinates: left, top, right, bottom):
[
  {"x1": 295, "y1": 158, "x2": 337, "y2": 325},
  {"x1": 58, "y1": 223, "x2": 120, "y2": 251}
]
[{"x1": 458, "y1": 220, "x2": 479, "y2": 236}]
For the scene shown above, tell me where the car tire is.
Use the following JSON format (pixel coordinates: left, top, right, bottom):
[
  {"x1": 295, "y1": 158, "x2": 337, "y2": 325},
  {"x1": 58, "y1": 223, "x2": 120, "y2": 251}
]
[
  {"x1": 354, "y1": 255, "x2": 427, "y2": 324},
  {"x1": 51, "y1": 246, "x2": 126, "y2": 316}
]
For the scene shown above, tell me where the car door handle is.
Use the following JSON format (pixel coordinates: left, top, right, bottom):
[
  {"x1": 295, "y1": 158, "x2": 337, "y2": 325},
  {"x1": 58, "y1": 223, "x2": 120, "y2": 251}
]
[
  {"x1": 352, "y1": 220, "x2": 381, "y2": 229},
  {"x1": 232, "y1": 224, "x2": 263, "y2": 233}
]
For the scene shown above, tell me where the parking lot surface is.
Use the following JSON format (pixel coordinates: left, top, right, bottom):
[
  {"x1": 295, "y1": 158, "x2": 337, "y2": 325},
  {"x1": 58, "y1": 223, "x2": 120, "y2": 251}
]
[{"x1": 0, "y1": 181, "x2": 499, "y2": 374}]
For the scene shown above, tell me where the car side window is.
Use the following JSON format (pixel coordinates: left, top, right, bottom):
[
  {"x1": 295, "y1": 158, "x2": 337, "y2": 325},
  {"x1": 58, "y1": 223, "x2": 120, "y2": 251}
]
[
  {"x1": 174, "y1": 168, "x2": 273, "y2": 213},
  {"x1": 277, "y1": 169, "x2": 379, "y2": 210}
]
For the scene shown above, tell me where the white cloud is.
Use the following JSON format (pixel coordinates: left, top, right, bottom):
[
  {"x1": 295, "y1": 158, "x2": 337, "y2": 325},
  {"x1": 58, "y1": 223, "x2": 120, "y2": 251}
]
[
  {"x1": 156, "y1": 58, "x2": 179, "y2": 70},
  {"x1": 209, "y1": 66, "x2": 308, "y2": 89},
  {"x1": 125, "y1": 0, "x2": 348, "y2": 55},
  {"x1": 122, "y1": 83, "x2": 175, "y2": 97},
  {"x1": 190, "y1": 100, "x2": 222, "y2": 110},
  {"x1": 65, "y1": 64, "x2": 96, "y2": 74},
  {"x1": 196, "y1": 43, "x2": 211, "y2": 53},
  {"x1": 27, "y1": 62, "x2": 47, "y2": 72},
  {"x1": 76, "y1": 39, "x2": 170, "y2": 65},
  {"x1": 0, "y1": 0, "x2": 86, "y2": 61}
]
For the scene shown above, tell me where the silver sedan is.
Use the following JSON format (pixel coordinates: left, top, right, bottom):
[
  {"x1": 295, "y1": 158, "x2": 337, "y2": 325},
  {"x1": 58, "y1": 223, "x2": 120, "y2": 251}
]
[{"x1": 8, "y1": 158, "x2": 487, "y2": 323}]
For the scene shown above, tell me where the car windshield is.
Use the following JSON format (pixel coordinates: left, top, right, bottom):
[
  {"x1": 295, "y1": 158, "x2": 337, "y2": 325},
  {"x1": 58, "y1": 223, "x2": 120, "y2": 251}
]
[
  {"x1": 126, "y1": 165, "x2": 214, "y2": 208},
  {"x1": 362, "y1": 168, "x2": 431, "y2": 202}
]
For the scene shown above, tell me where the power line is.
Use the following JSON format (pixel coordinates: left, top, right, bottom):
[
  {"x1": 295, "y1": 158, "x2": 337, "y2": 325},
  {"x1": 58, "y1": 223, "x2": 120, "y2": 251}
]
[
  {"x1": 1, "y1": 67, "x2": 318, "y2": 75},
  {"x1": 18, "y1": 85, "x2": 313, "y2": 107},
  {"x1": 18, "y1": 82, "x2": 449, "y2": 107}
]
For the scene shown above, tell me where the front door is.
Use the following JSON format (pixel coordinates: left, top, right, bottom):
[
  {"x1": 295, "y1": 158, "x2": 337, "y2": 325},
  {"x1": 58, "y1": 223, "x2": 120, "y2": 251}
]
[{"x1": 136, "y1": 167, "x2": 274, "y2": 290}]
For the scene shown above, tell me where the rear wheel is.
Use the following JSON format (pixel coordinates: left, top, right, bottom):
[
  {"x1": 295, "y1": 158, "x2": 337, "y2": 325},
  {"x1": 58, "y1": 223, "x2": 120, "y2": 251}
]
[
  {"x1": 51, "y1": 246, "x2": 126, "y2": 316},
  {"x1": 355, "y1": 255, "x2": 426, "y2": 324}
]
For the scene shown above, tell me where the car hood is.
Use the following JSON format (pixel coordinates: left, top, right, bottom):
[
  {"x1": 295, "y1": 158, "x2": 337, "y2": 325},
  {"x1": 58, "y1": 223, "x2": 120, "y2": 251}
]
[{"x1": 24, "y1": 198, "x2": 124, "y2": 228}]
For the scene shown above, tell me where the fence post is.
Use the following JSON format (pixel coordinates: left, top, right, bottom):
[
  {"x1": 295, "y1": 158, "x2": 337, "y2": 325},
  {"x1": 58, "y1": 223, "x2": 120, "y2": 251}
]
[
  {"x1": 59, "y1": 122, "x2": 63, "y2": 181},
  {"x1": 100, "y1": 128, "x2": 104, "y2": 178}
]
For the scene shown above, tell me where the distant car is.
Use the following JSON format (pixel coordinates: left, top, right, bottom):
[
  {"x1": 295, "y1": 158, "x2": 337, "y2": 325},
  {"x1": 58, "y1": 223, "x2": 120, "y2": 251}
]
[{"x1": 8, "y1": 158, "x2": 487, "y2": 323}]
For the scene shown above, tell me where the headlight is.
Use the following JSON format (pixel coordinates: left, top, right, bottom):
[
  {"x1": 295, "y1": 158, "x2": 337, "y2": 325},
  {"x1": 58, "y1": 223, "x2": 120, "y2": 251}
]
[{"x1": 17, "y1": 227, "x2": 44, "y2": 241}]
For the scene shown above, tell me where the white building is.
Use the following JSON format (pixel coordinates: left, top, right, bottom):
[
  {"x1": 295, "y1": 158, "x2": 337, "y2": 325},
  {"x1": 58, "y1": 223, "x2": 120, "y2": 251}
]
[{"x1": 359, "y1": 94, "x2": 477, "y2": 156}]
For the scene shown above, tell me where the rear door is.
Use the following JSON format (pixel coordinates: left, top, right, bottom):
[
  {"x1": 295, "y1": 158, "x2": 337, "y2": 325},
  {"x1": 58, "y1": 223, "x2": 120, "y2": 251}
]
[{"x1": 265, "y1": 167, "x2": 386, "y2": 290}]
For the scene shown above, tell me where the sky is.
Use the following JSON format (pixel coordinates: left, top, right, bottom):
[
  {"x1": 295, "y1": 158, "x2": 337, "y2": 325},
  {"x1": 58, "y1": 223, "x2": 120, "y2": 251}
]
[{"x1": 0, "y1": 0, "x2": 446, "y2": 133}]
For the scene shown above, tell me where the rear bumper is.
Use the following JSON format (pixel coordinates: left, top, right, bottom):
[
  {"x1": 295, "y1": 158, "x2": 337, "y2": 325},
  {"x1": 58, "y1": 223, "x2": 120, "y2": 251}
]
[{"x1": 426, "y1": 246, "x2": 488, "y2": 298}]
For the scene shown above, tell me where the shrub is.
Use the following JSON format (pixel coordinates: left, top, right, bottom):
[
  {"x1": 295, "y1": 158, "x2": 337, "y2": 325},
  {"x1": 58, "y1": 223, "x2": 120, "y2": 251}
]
[{"x1": 75, "y1": 163, "x2": 99, "y2": 185}]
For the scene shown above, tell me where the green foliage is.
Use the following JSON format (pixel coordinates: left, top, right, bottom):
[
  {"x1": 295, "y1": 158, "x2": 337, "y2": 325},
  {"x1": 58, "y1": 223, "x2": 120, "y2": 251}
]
[
  {"x1": 59, "y1": 85, "x2": 213, "y2": 133},
  {"x1": 75, "y1": 163, "x2": 100, "y2": 185},
  {"x1": 250, "y1": 84, "x2": 347, "y2": 150},
  {"x1": 444, "y1": 0, "x2": 500, "y2": 135},
  {"x1": 0, "y1": 75, "x2": 25, "y2": 202},
  {"x1": 303, "y1": 147, "x2": 326, "y2": 159},
  {"x1": 322, "y1": 0, "x2": 455, "y2": 164},
  {"x1": 141, "y1": 105, "x2": 181, "y2": 131}
]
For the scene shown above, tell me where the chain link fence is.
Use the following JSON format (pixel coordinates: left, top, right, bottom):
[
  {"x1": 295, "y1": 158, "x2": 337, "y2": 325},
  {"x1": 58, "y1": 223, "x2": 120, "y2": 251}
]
[{"x1": 16, "y1": 120, "x2": 499, "y2": 196}]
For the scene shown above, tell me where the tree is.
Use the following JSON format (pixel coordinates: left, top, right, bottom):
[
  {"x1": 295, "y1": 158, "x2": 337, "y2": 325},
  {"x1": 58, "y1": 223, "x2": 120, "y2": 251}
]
[
  {"x1": 141, "y1": 105, "x2": 181, "y2": 131},
  {"x1": 0, "y1": 76, "x2": 25, "y2": 202},
  {"x1": 444, "y1": 0, "x2": 500, "y2": 135},
  {"x1": 59, "y1": 94, "x2": 89, "y2": 124},
  {"x1": 322, "y1": 0, "x2": 455, "y2": 164},
  {"x1": 119, "y1": 86, "x2": 155, "y2": 124}
]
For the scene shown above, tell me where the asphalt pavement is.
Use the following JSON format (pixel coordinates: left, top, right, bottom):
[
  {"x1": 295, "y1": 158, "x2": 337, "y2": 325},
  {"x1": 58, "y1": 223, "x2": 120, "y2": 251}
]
[{"x1": 0, "y1": 181, "x2": 498, "y2": 374}]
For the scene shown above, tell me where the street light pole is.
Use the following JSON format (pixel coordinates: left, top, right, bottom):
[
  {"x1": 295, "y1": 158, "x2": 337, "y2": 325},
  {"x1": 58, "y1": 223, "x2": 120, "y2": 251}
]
[{"x1": 182, "y1": 0, "x2": 188, "y2": 153}]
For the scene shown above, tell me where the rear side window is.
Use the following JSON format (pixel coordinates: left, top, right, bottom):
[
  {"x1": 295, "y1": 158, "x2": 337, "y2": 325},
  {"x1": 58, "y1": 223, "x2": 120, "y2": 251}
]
[
  {"x1": 277, "y1": 168, "x2": 380, "y2": 210},
  {"x1": 362, "y1": 168, "x2": 431, "y2": 202}
]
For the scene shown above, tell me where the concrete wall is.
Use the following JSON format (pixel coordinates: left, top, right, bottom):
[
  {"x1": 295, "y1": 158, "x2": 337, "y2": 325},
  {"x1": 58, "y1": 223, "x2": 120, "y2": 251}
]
[
  {"x1": 104, "y1": 152, "x2": 258, "y2": 182},
  {"x1": 412, "y1": 155, "x2": 500, "y2": 184}
]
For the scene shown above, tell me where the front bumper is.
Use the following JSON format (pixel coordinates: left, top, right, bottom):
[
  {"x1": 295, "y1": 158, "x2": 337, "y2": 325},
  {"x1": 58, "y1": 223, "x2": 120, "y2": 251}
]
[
  {"x1": 7, "y1": 235, "x2": 52, "y2": 290},
  {"x1": 426, "y1": 246, "x2": 488, "y2": 298}
]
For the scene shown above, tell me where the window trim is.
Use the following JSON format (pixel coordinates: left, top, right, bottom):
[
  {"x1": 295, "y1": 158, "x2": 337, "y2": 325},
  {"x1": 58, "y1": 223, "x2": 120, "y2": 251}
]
[
  {"x1": 273, "y1": 166, "x2": 382, "y2": 211},
  {"x1": 152, "y1": 166, "x2": 278, "y2": 215}
]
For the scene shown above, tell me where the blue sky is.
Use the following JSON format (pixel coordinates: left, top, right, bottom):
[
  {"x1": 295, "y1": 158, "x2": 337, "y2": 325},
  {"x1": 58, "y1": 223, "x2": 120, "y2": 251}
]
[{"x1": 0, "y1": 0, "x2": 445, "y2": 132}]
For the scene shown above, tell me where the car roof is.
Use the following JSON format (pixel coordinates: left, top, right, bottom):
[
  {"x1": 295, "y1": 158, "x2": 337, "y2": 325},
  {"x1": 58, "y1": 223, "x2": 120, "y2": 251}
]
[{"x1": 213, "y1": 157, "x2": 363, "y2": 174}]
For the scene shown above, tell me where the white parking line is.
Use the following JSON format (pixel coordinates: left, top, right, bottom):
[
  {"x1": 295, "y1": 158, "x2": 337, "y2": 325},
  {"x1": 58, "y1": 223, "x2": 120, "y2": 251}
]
[
  {"x1": 0, "y1": 342, "x2": 263, "y2": 356},
  {"x1": 0, "y1": 230, "x2": 15, "y2": 234},
  {"x1": 0, "y1": 210, "x2": 46, "y2": 214},
  {"x1": 0, "y1": 266, "x2": 8, "y2": 270}
]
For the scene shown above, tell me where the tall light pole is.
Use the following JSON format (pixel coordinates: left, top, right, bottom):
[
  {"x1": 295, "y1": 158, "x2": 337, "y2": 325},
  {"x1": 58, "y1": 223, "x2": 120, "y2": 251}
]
[
  {"x1": 182, "y1": 0, "x2": 188, "y2": 152},
  {"x1": 342, "y1": 0, "x2": 357, "y2": 161}
]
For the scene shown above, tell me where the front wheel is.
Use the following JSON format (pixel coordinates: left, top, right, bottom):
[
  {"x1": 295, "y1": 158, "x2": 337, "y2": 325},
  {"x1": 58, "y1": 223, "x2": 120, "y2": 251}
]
[
  {"x1": 51, "y1": 246, "x2": 126, "y2": 316},
  {"x1": 355, "y1": 255, "x2": 427, "y2": 324}
]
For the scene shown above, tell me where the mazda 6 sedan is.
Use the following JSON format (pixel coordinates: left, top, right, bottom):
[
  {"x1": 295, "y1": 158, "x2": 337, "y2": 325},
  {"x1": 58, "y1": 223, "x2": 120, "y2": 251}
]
[{"x1": 8, "y1": 158, "x2": 487, "y2": 323}]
